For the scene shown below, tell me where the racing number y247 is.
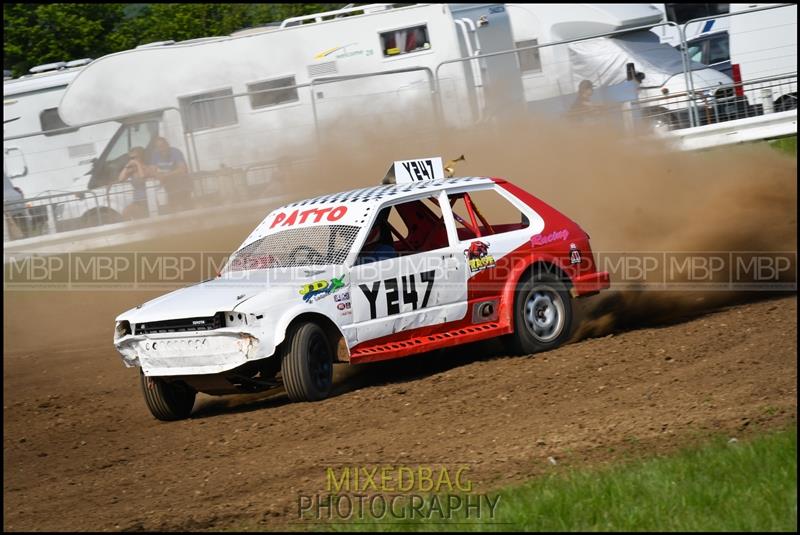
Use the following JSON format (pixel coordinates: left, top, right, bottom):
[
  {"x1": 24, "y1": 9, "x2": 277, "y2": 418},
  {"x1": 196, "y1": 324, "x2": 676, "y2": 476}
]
[{"x1": 359, "y1": 270, "x2": 435, "y2": 320}]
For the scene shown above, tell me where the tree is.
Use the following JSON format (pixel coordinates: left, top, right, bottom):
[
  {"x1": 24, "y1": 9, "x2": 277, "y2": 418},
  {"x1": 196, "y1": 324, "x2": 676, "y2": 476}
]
[
  {"x1": 4, "y1": 4, "x2": 348, "y2": 77},
  {"x1": 4, "y1": 3, "x2": 125, "y2": 76}
]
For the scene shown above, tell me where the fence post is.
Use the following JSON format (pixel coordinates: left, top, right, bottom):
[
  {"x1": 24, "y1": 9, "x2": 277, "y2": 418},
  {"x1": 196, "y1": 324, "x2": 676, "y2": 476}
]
[
  {"x1": 45, "y1": 204, "x2": 57, "y2": 235},
  {"x1": 678, "y1": 25, "x2": 699, "y2": 128}
]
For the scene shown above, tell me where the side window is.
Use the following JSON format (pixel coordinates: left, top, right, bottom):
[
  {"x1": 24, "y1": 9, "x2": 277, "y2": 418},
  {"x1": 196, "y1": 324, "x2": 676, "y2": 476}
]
[
  {"x1": 40, "y1": 108, "x2": 78, "y2": 136},
  {"x1": 106, "y1": 127, "x2": 133, "y2": 162},
  {"x1": 355, "y1": 196, "x2": 448, "y2": 265},
  {"x1": 516, "y1": 39, "x2": 542, "y2": 73},
  {"x1": 687, "y1": 42, "x2": 706, "y2": 64},
  {"x1": 708, "y1": 35, "x2": 730, "y2": 64},
  {"x1": 179, "y1": 88, "x2": 238, "y2": 132},
  {"x1": 105, "y1": 122, "x2": 157, "y2": 162},
  {"x1": 448, "y1": 189, "x2": 529, "y2": 241},
  {"x1": 380, "y1": 25, "x2": 430, "y2": 57},
  {"x1": 247, "y1": 76, "x2": 299, "y2": 109}
]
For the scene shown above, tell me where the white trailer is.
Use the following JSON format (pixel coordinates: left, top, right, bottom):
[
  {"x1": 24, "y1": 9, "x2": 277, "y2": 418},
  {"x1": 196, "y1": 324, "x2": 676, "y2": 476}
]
[{"x1": 728, "y1": 3, "x2": 797, "y2": 112}]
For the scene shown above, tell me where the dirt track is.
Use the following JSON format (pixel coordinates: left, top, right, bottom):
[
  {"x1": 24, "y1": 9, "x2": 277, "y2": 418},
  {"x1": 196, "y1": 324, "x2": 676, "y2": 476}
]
[{"x1": 3, "y1": 294, "x2": 796, "y2": 531}]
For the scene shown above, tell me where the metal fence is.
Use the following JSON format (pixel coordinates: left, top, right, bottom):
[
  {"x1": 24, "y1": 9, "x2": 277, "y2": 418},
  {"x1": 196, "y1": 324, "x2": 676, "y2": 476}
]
[{"x1": 4, "y1": 3, "x2": 797, "y2": 243}]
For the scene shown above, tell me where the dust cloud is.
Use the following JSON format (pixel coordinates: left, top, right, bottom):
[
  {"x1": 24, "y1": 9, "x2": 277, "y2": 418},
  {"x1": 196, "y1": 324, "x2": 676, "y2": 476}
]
[{"x1": 253, "y1": 103, "x2": 798, "y2": 338}]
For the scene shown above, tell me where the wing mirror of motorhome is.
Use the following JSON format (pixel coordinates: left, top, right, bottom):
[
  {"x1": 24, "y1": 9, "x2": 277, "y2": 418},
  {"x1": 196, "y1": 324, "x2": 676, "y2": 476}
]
[
  {"x1": 626, "y1": 62, "x2": 646, "y2": 83},
  {"x1": 4, "y1": 147, "x2": 28, "y2": 178}
]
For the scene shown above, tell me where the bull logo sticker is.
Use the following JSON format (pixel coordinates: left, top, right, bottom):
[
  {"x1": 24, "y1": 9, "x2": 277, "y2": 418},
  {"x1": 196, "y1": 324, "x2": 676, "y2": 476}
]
[
  {"x1": 300, "y1": 275, "x2": 346, "y2": 303},
  {"x1": 464, "y1": 241, "x2": 496, "y2": 273}
]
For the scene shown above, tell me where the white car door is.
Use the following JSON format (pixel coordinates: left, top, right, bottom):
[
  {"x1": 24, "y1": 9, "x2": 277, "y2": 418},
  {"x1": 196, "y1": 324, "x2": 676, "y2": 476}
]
[{"x1": 344, "y1": 191, "x2": 467, "y2": 347}]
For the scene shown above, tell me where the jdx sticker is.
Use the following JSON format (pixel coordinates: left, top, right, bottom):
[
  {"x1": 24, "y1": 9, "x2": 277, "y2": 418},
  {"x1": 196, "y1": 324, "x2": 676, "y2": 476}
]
[
  {"x1": 464, "y1": 240, "x2": 496, "y2": 273},
  {"x1": 300, "y1": 275, "x2": 346, "y2": 303},
  {"x1": 358, "y1": 270, "x2": 435, "y2": 320}
]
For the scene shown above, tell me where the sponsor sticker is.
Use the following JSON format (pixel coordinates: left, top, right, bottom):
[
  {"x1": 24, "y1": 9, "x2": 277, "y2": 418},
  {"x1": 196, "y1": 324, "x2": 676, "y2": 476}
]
[
  {"x1": 569, "y1": 243, "x2": 582, "y2": 265},
  {"x1": 464, "y1": 240, "x2": 496, "y2": 273},
  {"x1": 270, "y1": 206, "x2": 348, "y2": 229},
  {"x1": 300, "y1": 274, "x2": 347, "y2": 303},
  {"x1": 531, "y1": 229, "x2": 569, "y2": 247}
]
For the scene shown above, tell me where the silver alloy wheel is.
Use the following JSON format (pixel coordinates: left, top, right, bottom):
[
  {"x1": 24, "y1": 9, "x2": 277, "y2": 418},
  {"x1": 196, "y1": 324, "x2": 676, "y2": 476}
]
[{"x1": 524, "y1": 285, "x2": 566, "y2": 343}]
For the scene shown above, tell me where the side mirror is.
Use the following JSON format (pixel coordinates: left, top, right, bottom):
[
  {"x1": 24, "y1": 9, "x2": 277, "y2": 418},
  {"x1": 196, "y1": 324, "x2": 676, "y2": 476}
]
[
  {"x1": 626, "y1": 62, "x2": 636, "y2": 81},
  {"x1": 626, "y1": 62, "x2": 645, "y2": 83}
]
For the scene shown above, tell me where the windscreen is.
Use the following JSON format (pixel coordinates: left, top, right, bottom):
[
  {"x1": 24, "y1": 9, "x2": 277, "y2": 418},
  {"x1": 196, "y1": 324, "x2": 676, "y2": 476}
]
[{"x1": 223, "y1": 225, "x2": 361, "y2": 272}]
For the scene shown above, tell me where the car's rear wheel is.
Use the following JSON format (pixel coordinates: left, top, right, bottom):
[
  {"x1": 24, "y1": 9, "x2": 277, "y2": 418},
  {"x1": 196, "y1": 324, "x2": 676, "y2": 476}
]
[
  {"x1": 139, "y1": 371, "x2": 197, "y2": 421},
  {"x1": 506, "y1": 271, "x2": 573, "y2": 355},
  {"x1": 281, "y1": 322, "x2": 333, "y2": 402}
]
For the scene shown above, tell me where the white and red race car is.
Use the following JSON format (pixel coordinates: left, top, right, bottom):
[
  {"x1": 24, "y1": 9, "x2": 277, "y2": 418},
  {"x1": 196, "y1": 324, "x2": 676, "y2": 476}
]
[{"x1": 114, "y1": 158, "x2": 610, "y2": 420}]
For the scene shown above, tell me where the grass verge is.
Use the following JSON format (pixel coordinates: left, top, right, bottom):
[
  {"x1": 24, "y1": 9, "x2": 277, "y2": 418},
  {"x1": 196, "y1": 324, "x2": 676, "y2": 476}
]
[
  {"x1": 321, "y1": 428, "x2": 796, "y2": 531},
  {"x1": 768, "y1": 135, "x2": 797, "y2": 155}
]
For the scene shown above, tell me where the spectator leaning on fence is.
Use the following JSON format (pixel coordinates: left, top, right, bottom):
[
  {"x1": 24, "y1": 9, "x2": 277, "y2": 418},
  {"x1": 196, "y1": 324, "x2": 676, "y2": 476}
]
[
  {"x1": 117, "y1": 146, "x2": 151, "y2": 219},
  {"x1": 148, "y1": 136, "x2": 192, "y2": 212}
]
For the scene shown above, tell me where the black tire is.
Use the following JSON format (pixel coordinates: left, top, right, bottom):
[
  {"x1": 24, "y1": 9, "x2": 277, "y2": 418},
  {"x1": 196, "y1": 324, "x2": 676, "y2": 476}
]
[
  {"x1": 281, "y1": 322, "x2": 334, "y2": 402},
  {"x1": 139, "y1": 371, "x2": 197, "y2": 421},
  {"x1": 506, "y1": 271, "x2": 573, "y2": 356}
]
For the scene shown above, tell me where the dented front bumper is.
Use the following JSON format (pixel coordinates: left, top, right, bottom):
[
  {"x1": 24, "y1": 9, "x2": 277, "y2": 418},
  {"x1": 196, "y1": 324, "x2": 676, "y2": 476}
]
[{"x1": 114, "y1": 330, "x2": 264, "y2": 376}]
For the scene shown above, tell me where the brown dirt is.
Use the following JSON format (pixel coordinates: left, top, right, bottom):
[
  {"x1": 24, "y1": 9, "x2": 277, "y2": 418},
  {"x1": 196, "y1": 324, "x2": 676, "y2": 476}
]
[{"x1": 3, "y1": 294, "x2": 796, "y2": 531}]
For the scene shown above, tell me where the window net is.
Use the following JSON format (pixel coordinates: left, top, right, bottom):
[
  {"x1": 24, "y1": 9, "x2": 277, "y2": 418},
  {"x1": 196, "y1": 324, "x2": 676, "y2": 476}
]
[{"x1": 223, "y1": 225, "x2": 361, "y2": 271}]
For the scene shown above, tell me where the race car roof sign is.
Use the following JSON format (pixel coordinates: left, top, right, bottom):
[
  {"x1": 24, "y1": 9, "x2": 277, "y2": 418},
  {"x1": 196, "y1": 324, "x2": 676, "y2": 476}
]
[{"x1": 393, "y1": 157, "x2": 445, "y2": 184}]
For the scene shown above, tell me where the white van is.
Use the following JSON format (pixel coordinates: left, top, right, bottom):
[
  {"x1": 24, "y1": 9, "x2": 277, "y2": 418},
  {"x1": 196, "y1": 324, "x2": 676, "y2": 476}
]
[{"x1": 505, "y1": 3, "x2": 735, "y2": 126}]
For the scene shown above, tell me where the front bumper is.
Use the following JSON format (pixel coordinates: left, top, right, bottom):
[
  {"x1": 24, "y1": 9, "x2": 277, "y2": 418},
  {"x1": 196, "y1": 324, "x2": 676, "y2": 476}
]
[
  {"x1": 115, "y1": 330, "x2": 262, "y2": 376},
  {"x1": 571, "y1": 271, "x2": 611, "y2": 297}
]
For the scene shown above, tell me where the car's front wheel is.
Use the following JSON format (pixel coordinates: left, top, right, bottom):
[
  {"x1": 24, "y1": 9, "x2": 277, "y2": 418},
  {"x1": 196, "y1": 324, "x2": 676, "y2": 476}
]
[
  {"x1": 281, "y1": 322, "x2": 334, "y2": 402},
  {"x1": 506, "y1": 271, "x2": 573, "y2": 355},
  {"x1": 139, "y1": 371, "x2": 197, "y2": 421}
]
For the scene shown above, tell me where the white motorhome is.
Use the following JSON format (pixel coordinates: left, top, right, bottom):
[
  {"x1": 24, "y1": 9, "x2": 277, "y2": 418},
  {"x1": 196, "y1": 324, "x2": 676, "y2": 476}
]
[
  {"x1": 3, "y1": 61, "x2": 119, "y2": 199},
  {"x1": 60, "y1": 3, "x2": 525, "y2": 183}
]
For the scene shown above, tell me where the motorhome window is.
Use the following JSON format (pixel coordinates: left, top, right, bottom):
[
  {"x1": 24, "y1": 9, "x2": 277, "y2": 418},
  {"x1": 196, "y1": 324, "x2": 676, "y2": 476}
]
[
  {"x1": 708, "y1": 34, "x2": 730, "y2": 64},
  {"x1": 516, "y1": 39, "x2": 542, "y2": 73},
  {"x1": 40, "y1": 108, "x2": 77, "y2": 136},
  {"x1": 687, "y1": 43, "x2": 705, "y2": 63},
  {"x1": 665, "y1": 4, "x2": 729, "y2": 25},
  {"x1": 179, "y1": 89, "x2": 238, "y2": 132},
  {"x1": 380, "y1": 25, "x2": 430, "y2": 57},
  {"x1": 247, "y1": 76, "x2": 299, "y2": 109},
  {"x1": 106, "y1": 122, "x2": 157, "y2": 162}
]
